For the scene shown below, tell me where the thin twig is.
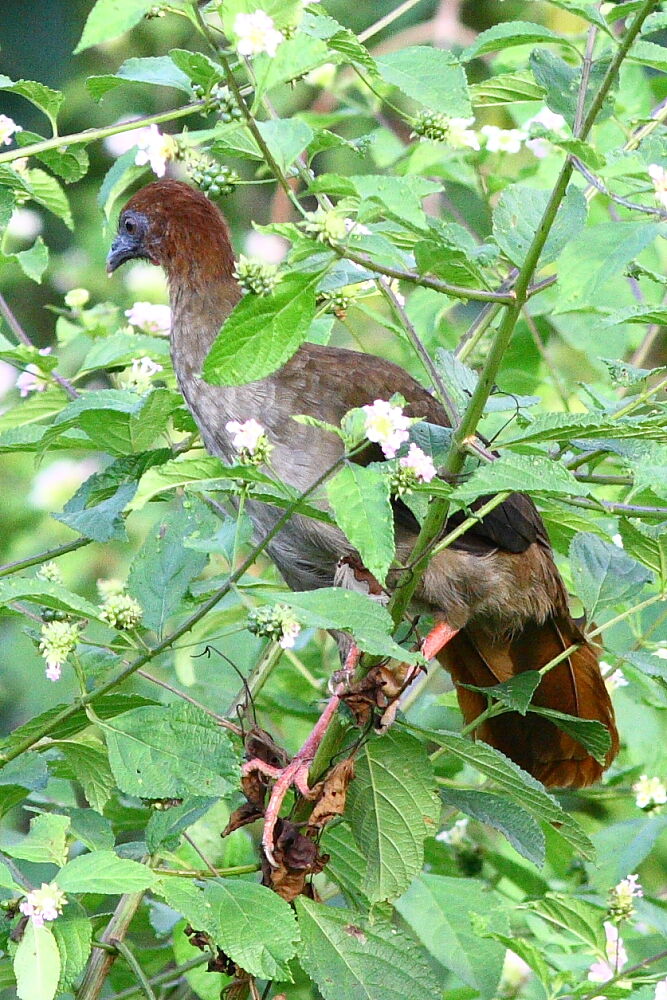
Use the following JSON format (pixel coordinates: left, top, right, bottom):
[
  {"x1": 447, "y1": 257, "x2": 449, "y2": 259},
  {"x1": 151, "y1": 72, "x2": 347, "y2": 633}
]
[
  {"x1": 111, "y1": 938, "x2": 157, "y2": 1000},
  {"x1": 136, "y1": 668, "x2": 242, "y2": 734},
  {"x1": 573, "y1": 21, "x2": 598, "y2": 138},
  {"x1": 358, "y1": 0, "x2": 426, "y2": 43},
  {"x1": 109, "y1": 956, "x2": 208, "y2": 1000},
  {"x1": 0, "y1": 537, "x2": 91, "y2": 578}
]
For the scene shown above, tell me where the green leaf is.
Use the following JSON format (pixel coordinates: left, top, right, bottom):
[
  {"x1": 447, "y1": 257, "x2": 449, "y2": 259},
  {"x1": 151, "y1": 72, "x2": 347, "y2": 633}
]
[
  {"x1": 14, "y1": 922, "x2": 60, "y2": 1000},
  {"x1": 0, "y1": 76, "x2": 63, "y2": 125},
  {"x1": 557, "y1": 220, "x2": 661, "y2": 307},
  {"x1": 464, "y1": 671, "x2": 542, "y2": 715},
  {"x1": 54, "y1": 481, "x2": 135, "y2": 543},
  {"x1": 350, "y1": 174, "x2": 441, "y2": 230},
  {"x1": 80, "y1": 333, "x2": 170, "y2": 373},
  {"x1": 130, "y1": 455, "x2": 273, "y2": 509},
  {"x1": 0, "y1": 860, "x2": 21, "y2": 892},
  {"x1": 203, "y1": 273, "x2": 321, "y2": 386},
  {"x1": 619, "y1": 518, "x2": 667, "y2": 583},
  {"x1": 0, "y1": 753, "x2": 48, "y2": 792},
  {"x1": 530, "y1": 707, "x2": 611, "y2": 765},
  {"x1": 204, "y1": 880, "x2": 299, "y2": 980},
  {"x1": 414, "y1": 239, "x2": 484, "y2": 288},
  {"x1": 51, "y1": 909, "x2": 92, "y2": 994},
  {"x1": 394, "y1": 875, "x2": 508, "y2": 999},
  {"x1": 102, "y1": 702, "x2": 240, "y2": 799},
  {"x1": 320, "y1": 822, "x2": 370, "y2": 910},
  {"x1": 297, "y1": 897, "x2": 440, "y2": 1000},
  {"x1": 2, "y1": 813, "x2": 70, "y2": 866},
  {"x1": 87, "y1": 55, "x2": 193, "y2": 100},
  {"x1": 146, "y1": 797, "x2": 216, "y2": 852},
  {"x1": 254, "y1": 588, "x2": 421, "y2": 663},
  {"x1": 169, "y1": 49, "x2": 223, "y2": 91},
  {"x1": 75, "y1": 0, "x2": 182, "y2": 52},
  {"x1": 56, "y1": 851, "x2": 156, "y2": 893},
  {"x1": 327, "y1": 463, "x2": 394, "y2": 586},
  {"x1": 255, "y1": 118, "x2": 314, "y2": 173},
  {"x1": 471, "y1": 71, "x2": 545, "y2": 107},
  {"x1": 403, "y1": 723, "x2": 594, "y2": 858},
  {"x1": 463, "y1": 20, "x2": 575, "y2": 61},
  {"x1": 530, "y1": 50, "x2": 615, "y2": 129},
  {"x1": 527, "y1": 894, "x2": 606, "y2": 952},
  {"x1": 570, "y1": 532, "x2": 652, "y2": 618},
  {"x1": 128, "y1": 496, "x2": 216, "y2": 633},
  {"x1": 452, "y1": 454, "x2": 589, "y2": 505},
  {"x1": 347, "y1": 729, "x2": 439, "y2": 903},
  {"x1": 0, "y1": 578, "x2": 101, "y2": 619},
  {"x1": 52, "y1": 738, "x2": 115, "y2": 813},
  {"x1": 15, "y1": 238, "x2": 48, "y2": 283},
  {"x1": 493, "y1": 185, "x2": 586, "y2": 268},
  {"x1": 439, "y1": 787, "x2": 545, "y2": 866},
  {"x1": 16, "y1": 131, "x2": 89, "y2": 183},
  {"x1": 97, "y1": 148, "x2": 146, "y2": 220},
  {"x1": 375, "y1": 47, "x2": 471, "y2": 118},
  {"x1": 24, "y1": 168, "x2": 73, "y2": 229},
  {"x1": 68, "y1": 808, "x2": 115, "y2": 852},
  {"x1": 501, "y1": 410, "x2": 667, "y2": 445}
]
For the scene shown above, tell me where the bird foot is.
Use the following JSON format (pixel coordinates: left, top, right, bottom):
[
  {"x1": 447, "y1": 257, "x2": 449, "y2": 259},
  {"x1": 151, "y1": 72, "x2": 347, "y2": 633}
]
[
  {"x1": 244, "y1": 690, "x2": 343, "y2": 868},
  {"x1": 421, "y1": 621, "x2": 460, "y2": 660}
]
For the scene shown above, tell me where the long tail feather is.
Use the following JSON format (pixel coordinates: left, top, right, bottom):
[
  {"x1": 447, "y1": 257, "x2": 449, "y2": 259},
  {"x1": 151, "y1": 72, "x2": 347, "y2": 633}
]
[{"x1": 437, "y1": 616, "x2": 619, "y2": 788}]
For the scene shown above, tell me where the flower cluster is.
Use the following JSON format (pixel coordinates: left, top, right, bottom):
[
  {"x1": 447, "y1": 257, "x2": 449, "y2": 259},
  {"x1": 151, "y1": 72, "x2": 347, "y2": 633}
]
[
  {"x1": 362, "y1": 399, "x2": 412, "y2": 459},
  {"x1": 436, "y1": 818, "x2": 469, "y2": 847},
  {"x1": 125, "y1": 301, "x2": 171, "y2": 335},
  {"x1": 233, "y1": 255, "x2": 281, "y2": 296},
  {"x1": 36, "y1": 561, "x2": 64, "y2": 585},
  {"x1": 391, "y1": 443, "x2": 437, "y2": 495},
  {"x1": 411, "y1": 111, "x2": 479, "y2": 150},
  {"x1": 134, "y1": 125, "x2": 179, "y2": 178},
  {"x1": 303, "y1": 208, "x2": 349, "y2": 244},
  {"x1": 100, "y1": 592, "x2": 143, "y2": 630},
  {"x1": 633, "y1": 774, "x2": 667, "y2": 811},
  {"x1": 608, "y1": 874, "x2": 643, "y2": 922},
  {"x1": 588, "y1": 921, "x2": 628, "y2": 983},
  {"x1": 481, "y1": 124, "x2": 527, "y2": 154},
  {"x1": 233, "y1": 11, "x2": 284, "y2": 58},
  {"x1": 226, "y1": 418, "x2": 272, "y2": 464},
  {"x1": 188, "y1": 156, "x2": 239, "y2": 198},
  {"x1": 247, "y1": 603, "x2": 302, "y2": 649},
  {"x1": 97, "y1": 578, "x2": 125, "y2": 601},
  {"x1": 19, "y1": 882, "x2": 67, "y2": 927},
  {"x1": 117, "y1": 356, "x2": 164, "y2": 394},
  {"x1": 15, "y1": 347, "x2": 52, "y2": 398},
  {"x1": 39, "y1": 620, "x2": 80, "y2": 682},
  {"x1": 0, "y1": 114, "x2": 22, "y2": 147}
]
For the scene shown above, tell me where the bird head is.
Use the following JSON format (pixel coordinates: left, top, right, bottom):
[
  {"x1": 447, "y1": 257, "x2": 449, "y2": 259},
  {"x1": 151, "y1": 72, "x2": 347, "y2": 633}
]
[{"x1": 107, "y1": 180, "x2": 236, "y2": 291}]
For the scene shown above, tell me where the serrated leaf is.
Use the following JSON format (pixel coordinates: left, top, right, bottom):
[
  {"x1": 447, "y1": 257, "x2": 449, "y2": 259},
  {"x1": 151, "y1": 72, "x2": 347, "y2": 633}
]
[
  {"x1": 471, "y1": 71, "x2": 545, "y2": 106},
  {"x1": 297, "y1": 897, "x2": 440, "y2": 1000},
  {"x1": 51, "y1": 910, "x2": 92, "y2": 993},
  {"x1": 619, "y1": 519, "x2": 667, "y2": 582},
  {"x1": 0, "y1": 753, "x2": 48, "y2": 792},
  {"x1": 527, "y1": 894, "x2": 606, "y2": 952},
  {"x1": 0, "y1": 76, "x2": 63, "y2": 125},
  {"x1": 102, "y1": 702, "x2": 239, "y2": 799},
  {"x1": 169, "y1": 48, "x2": 223, "y2": 90},
  {"x1": 557, "y1": 221, "x2": 661, "y2": 306},
  {"x1": 530, "y1": 50, "x2": 615, "y2": 129},
  {"x1": 439, "y1": 787, "x2": 545, "y2": 866},
  {"x1": 204, "y1": 880, "x2": 299, "y2": 980},
  {"x1": 464, "y1": 671, "x2": 541, "y2": 715},
  {"x1": 493, "y1": 185, "x2": 586, "y2": 268},
  {"x1": 56, "y1": 851, "x2": 155, "y2": 893},
  {"x1": 15, "y1": 238, "x2": 48, "y2": 283},
  {"x1": 327, "y1": 463, "x2": 394, "y2": 585},
  {"x1": 80, "y1": 332, "x2": 170, "y2": 374},
  {"x1": 347, "y1": 729, "x2": 439, "y2": 903},
  {"x1": 0, "y1": 578, "x2": 100, "y2": 619},
  {"x1": 530, "y1": 707, "x2": 611, "y2": 765},
  {"x1": 501, "y1": 410, "x2": 667, "y2": 446},
  {"x1": 68, "y1": 807, "x2": 115, "y2": 852},
  {"x1": 16, "y1": 131, "x2": 89, "y2": 183},
  {"x1": 2, "y1": 813, "x2": 70, "y2": 866},
  {"x1": 86, "y1": 55, "x2": 192, "y2": 100},
  {"x1": 255, "y1": 118, "x2": 313, "y2": 173},
  {"x1": 375, "y1": 47, "x2": 471, "y2": 117},
  {"x1": 203, "y1": 273, "x2": 320, "y2": 386},
  {"x1": 452, "y1": 454, "x2": 588, "y2": 505},
  {"x1": 129, "y1": 455, "x2": 274, "y2": 509},
  {"x1": 320, "y1": 823, "x2": 371, "y2": 910},
  {"x1": 24, "y1": 168, "x2": 73, "y2": 229},
  {"x1": 75, "y1": 0, "x2": 182, "y2": 52},
  {"x1": 146, "y1": 797, "x2": 216, "y2": 852},
  {"x1": 462, "y1": 21, "x2": 575, "y2": 61},
  {"x1": 52, "y1": 738, "x2": 115, "y2": 813},
  {"x1": 395, "y1": 875, "x2": 508, "y2": 998},
  {"x1": 570, "y1": 532, "x2": 652, "y2": 618},
  {"x1": 14, "y1": 921, "x2": 60, "y2": 1000}
]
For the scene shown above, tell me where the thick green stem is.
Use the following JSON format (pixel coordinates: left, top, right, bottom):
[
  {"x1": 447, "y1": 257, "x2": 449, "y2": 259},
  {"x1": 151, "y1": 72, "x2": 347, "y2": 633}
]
[{"x1": 77, "y1": 891, "x2": 145, "y2": 1000}]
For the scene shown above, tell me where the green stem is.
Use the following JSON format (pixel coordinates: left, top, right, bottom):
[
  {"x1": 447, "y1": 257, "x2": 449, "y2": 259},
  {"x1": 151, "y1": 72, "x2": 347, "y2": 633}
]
[
  {"x1": 0, "y1": 537, "x2": 91, "y2": 578},
  {"x1": 109, "y1": 956, "x2": 208, "y2": 1000},
  {"x1": 227, "y1": 640, "x2": 284, "y2": 716},
  {"x1": 110, "y1": 939, "x2": 157, "y2": 1000},
  {"x1": 77, "y1": 891, "x2": 146, "y2": 1000},
  {"x1": 612, "y1": 374, "x2": 667, "y2": 420},
  {"x1": 154, "y1": 864, "x2": 259, "y2": 877}
]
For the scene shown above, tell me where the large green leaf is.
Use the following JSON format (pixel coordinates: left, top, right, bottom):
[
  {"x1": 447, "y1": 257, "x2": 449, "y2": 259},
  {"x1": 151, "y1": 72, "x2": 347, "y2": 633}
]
[
  {"x1": 493, "y1": 185, "x2": 586, "y2": 267},
  {"x1": 51, "y1": 738, "x2": 115, "y2": 813},
  {"x1": 56, "y1": 851, "x2": 156, "y2": 893},
  {"x1": 557, "y1": 221, "x2": 661, "y2": 307},
  {"x1": 439, "y1": 787, "x2": 545, "y2": 866},
  {"x1": 0, "y1": 578, "x2": 100, "y2": 619},
  {"x1": 570, "y1": 532, "x2": 652, "y2": 618},
  {"x1": 347, "y1": 729, "x2": 439, "y2": 902},
  {"x1": 327, "y1": 463, "x2": 394, "y2": 585},
  {"x1": 375, "y1": 47, "x2": 471, "y2": 117},
  {"x1": 452, "y1": 454, "x2": 589, "y2": 504},
  {"x1": 255, "y1": 118, "x2": 314, "y2": 173},
  {"x1": 462, "y1": 20, "x2": 576, "y2": 61},
  {"x1": 0, "y1": 76, "x2": 63, "y2": 125},
  {"x1": 51, "y1": 910, "x2": 92, "y2": 995},
  {"x1": 296, "y1": 897, "x2": 440, "y2": 1000},
  {"x1": 75, "y1": 0, "x2": 188, "y2": 52},
  {"x1": 102, "y1": 702, "x2": 239, "y2": 799},
  {"x1": 14, "y1": 922, "x2": 60, "y2": 1000},
  {"x1": 2, "y1": 813, "x2": 70, "y2": 866}
]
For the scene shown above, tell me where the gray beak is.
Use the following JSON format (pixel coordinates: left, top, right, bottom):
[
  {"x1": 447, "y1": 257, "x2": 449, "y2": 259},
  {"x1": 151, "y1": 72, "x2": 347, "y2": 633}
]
[{"x1": 106, "y1": 232, "x2": 141, "y2": 274}]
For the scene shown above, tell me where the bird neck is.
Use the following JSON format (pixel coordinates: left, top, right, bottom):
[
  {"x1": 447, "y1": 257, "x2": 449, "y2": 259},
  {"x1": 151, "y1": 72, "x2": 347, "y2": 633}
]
[{"x1": 168, "y1": 275, "x2": 242, "y2": 376}]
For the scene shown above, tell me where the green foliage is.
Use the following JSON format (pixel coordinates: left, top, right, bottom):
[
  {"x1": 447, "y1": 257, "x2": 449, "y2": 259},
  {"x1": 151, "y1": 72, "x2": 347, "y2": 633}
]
[{"x1": 0, "y1": 1, "x2": 666, "y2": 999}]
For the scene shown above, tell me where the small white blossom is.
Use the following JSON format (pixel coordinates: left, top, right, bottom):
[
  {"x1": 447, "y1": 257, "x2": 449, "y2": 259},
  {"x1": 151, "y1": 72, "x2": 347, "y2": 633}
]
[
  {"x1": 117, "y1": 356, "x2": 163, "y2": 394},
  {"x1": 344, "y1": 217, "x2": 372, "y2": 237},
  {"x1": 104, "y1": 121, "x2": 154, "y2": 158},
  {"x1": 134, "y1": 125, "x2": 178, "y2": 178},
  {"x1": 649, "y1": 164, "x2": 667, "y2": 211},
  {"x1": 125, "y1": 301, "x2": 171, "y2": 335},
  {"x1": 362, "y1": 399, "x2": 411, "y2": 459},
  {"x1": 481, "y1": 125, "x2": 526, "y2": 154},
  {"x1": 0, "y1": 114, "x2": 22, "y2": 146},
  {"x1": 399, "y1": 443, "x2": 437, "y2": 484},
  {"x1": 448, "y1": 117, "x2": 480, "y2": 150},
  {"x1": 653, "y1": 646, "x2": 667, "y2": 660},
  {"x1": 279, "y1": 619, "x2": 302, "y2": 649},
  {"x1": 19, "y1": 882, "x2": 67, "y2": 927},
  {"x1": 100, "y1": 592, "x2": 143, "y2": 630},
  {"x1": 609, "y1": 874, "x2": 643, "y2": 921},
  {"x1": 234, "y1": 11, "x2": 284, "y2": 58},
  {"x1": 15, "y1": 347, "x2": 52, "y2": 398},
  {"x1": 7, "y1": 207, "x2": 42, "y2": 241},
  {"x1": 64, "y1": 288, "x2": 90, "y2": 309},
  {"x1": 39, "y1": 620, "x2": 79, "y2": 683},
  {"x1": 611, "y1": 533, "x2": 624, "y2": 548},
  {"x1": 588, "y1": 922, "x2": 628, "y2": 983},
  {"x1": 655, "y1": 978, "x2": 667, "y2": 1000},
  {"x1": 97, "y1": 578, "x2": 125, "y2": 600},
  {"x1": 436, "y1": 817, "x2": 469, "y2": 846},
  {"x1": 498, "y1": 949, "x2": 531, "y2": 996},
  {"x1": 227, "y1": 418, "x2": 265, "y2": 454},
  {"x1": 245, "y1": 229, "x2": 288, "y2": 265},
  {"x1": 604, "y1": 666, "x2": 629, "y2": 693},
  {"x1": 633, "y1": 774, "x2": 667, "y2": 811},
  {"x1": 36, "y1": 562, "x2": 64, "y2": 585}
]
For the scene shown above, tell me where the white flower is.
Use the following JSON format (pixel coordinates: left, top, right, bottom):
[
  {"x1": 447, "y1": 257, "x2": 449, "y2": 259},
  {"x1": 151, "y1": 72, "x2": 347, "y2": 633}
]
[
  {"x1": 28, "y1": 457, "x2": 99, "y2": 511},
  {"x1": 609, "y1": 874, "x2": 643, "y2": 921},
  {"x1": 234, "y1": 11, "x2": 284, "y2": 58},
  {"x1": 399, "y1": 443, "x2": 437, "y2": 484},
  {"x1": 436, "y1": 817, "x2": 469, "y2": 846},
  {"x1": 655, "y1": 978, "x2": 667, "y2": 1000},
  {"x1": 39, "y1": 621, "x2": 80, "y2": 683},
  {"x1": 611, "y1": 533, "x2": 624, "y2": 548},
  {"x1": 362, "y1": 399, "x2": 411, "y2": 459},
  {"x1": 19, "y1": 882, "x2": 67, "y2": 926},
  {"x1": 16, "y1": 347, "x2": 52, "y2": 398},
  {"x1": 649, "y1": 164, "x2": 667, "y2": 211},
  {"x1": 448, "y1": 117, "x2": 480, "y2": 150},
  {"x1": 117, "y1": 356, "x2": 163, "y2": 394},
  {"x1": 226, "y1": 418, "x2": 266, "y2": 454},
  {"x1": 0, "y1": 114, "x2": 22, "y2": 146},
  {"x1": 97, "y1": 578, "x2": 125, "y2": 600},
  {"x1": 498, "y1": 949, "x2": 531, "y2": 995},
  {"x1": 653, "y1": 646, "x2": 667, "y2": 660},
  {"x1": 64, "y1": 288, "x2": 90, "y2": 309},
  {"x1": 125, "y1": 301, "x2": 171, "y2": 335},
  {"x1": 481, "y1": 125, "x2": 526, "y2": 154},
  {"x1": 344, "y1": 217, "x2": 372, "y2": 237},
  {"x1": 134, "y1": 125, "x2": 178, "y2": 178},
  {"x1": 604, "y1": 666, "x2": 629, "y2": 693},
  {"x1": 37, "y1": 562, "x2": 64, "y2": 585},
  {"x1": 7, "y1": 208, "x2": 43, "y2": 241},
  {"x1": 633, "y1": 774, "x2": 667, "y2": 810},
  {"x1": 245, "y1": 229, "x2": 288, "y2": 265},
  {"x1": 588, "y1": 922, "x2": 628, "y2": 983},
  {"x1": 279, "y1": 619, "x2": 301, "y2": 649},
  {"x1": 100, "y1": 592, "x2": 143, "y2": 630},
  {"x1": 526, "y1": 107, "x2": 567, "y2": 132}
]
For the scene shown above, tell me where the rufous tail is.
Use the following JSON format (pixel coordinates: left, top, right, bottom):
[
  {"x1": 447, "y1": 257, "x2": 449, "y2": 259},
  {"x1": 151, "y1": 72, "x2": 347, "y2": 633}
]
[{"x1": 437, "y1": 616, "x2": 619, "y2": 788}]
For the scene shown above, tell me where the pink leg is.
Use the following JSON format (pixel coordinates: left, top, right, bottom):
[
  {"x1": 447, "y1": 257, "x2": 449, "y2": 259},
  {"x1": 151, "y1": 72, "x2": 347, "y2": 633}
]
[{"x1": 421, "y1": 621, "x2": 460, "y2": 660}]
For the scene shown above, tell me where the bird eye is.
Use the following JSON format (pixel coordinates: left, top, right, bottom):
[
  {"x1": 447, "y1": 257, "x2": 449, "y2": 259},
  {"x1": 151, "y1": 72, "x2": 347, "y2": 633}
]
[{"x1": 124, "y1": 217, "x2": 136, "y2": 235}]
